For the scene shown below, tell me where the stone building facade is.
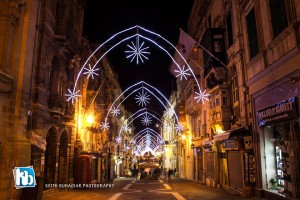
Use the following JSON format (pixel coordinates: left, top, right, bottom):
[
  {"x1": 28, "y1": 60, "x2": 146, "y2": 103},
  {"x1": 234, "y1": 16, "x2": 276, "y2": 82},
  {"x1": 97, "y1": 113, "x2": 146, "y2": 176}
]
[
  {"x1": 0, "y1": 0, "x2": 129, "y2": 199},
  {"x1": 185, "y1": 0, "x2": 300, "y2": 199}
]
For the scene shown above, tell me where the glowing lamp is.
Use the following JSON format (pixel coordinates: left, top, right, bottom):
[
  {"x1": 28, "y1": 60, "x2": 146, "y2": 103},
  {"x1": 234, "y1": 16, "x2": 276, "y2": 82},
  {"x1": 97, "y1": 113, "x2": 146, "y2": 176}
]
[
  {"x1": 215, "y1": 124, "x2": 224, "y2": 134},
  {"x1": 86, "y1": 115, "x2": 94, "y2": 124}
]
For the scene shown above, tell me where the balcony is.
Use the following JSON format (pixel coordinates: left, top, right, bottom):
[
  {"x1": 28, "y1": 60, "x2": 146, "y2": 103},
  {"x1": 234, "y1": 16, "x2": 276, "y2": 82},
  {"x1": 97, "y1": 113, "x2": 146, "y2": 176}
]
[
  {"x1": 200, "y1": 28, "x2": 227, "y2": 78},
  {"x1": 63, "y1": 101, "x2": 75, "y2": 120},
  {"x1": 49, "y1": 94, "x2": 65, "y2": 116},
  {"x1": 184, "y1": 79, "x2": 202, "y2": 115}
]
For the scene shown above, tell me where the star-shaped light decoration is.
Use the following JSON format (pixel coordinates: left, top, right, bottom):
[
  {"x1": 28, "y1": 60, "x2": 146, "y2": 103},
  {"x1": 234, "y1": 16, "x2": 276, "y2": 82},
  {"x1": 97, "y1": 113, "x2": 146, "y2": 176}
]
[
  {"x1": 115, "y1": 136, "x2": 122, "y2": 143},
  {"x1": 110, "y1": 107, "x2": 120, "y2": 116},
  {"x1": 65, "y1": 89, "x2": 81, "y2": 103},
  {"x1": 174, "y1": 65, "x2": 191, "y2": 80},
  {"x1": 100, "y1": 121, "x2": 110, "y2": 130},
  {"x1": 175, "y1": 124, "x2": 184, "y2": 133},
  {"x1": 135, "y1": 89, "x2": 150, "y2": 107},
  {"x1": 194, "y1": 90, "x2": 210, "y2": 104},
  {"x1": 83, "y1": 64, "x2": 100, "y2": 79},
  {"x1": 125, "y1": 35, "x2": 150, "y2": 64},
  {"x1": 141, "y1": 113, "x2": 152, "y2": 126},
  {"x1": 122, "y1": 124, "x2": 129, "y2": 132}
]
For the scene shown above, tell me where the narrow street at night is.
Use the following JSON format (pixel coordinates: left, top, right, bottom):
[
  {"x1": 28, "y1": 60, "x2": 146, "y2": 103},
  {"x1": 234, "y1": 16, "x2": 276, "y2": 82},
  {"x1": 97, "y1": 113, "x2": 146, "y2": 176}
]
[
  {"x1": 42, "y1": 175, "x2": 250, "y2": 200},
  {"x1": 1, "y1": 0, "x2": 300, "y2": 200}
]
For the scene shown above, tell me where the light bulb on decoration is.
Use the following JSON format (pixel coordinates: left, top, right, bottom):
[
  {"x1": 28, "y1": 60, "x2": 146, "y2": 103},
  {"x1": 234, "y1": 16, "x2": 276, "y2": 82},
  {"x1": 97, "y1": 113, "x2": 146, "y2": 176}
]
[
  {"x1": 135, "y1": 88, "x2": 150, "y2": 107},
  {"x1": 100, "y1": 122, "x2": 110, "y2": 130},
  {"x1": 174, "y1": 65, "x2": 191, "y2": 80},
  {"x1": 175, "y1": 124, "x2": 184, "y2": 133},
  {"x1": 181, "y1": 134, "x2": 186, "y2": 140},
  {"x1": 83, "y1": 64, "x2": 100, "y2": 79},
  {"x1": 65, "y1": 89, "x2": 81, "y2": 103},
  {"x1": 110, "y1": 107, "x2": 120, "y2": 116},
  {"x1": 194, "y1": 90, "x2": 210, "y2": 104},
  {"x1": 115, "y1": 136, "x2": 122, "y2": 143},
  {"x1": 125, "y1": 35, "x2": 150, "y2": 64},
  {"x1": 122, "y1": 124, "x2": 129, "y2": 132},
  {"x1": 141, "y1": 113, "x2": 152, "y2": 126}
]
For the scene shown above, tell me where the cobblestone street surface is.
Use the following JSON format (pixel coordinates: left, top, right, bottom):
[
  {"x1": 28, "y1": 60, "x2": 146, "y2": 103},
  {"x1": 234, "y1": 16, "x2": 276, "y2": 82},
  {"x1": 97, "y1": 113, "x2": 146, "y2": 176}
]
[{"x1": 42, "y1": 176, "x2": 254, "y2": 200}]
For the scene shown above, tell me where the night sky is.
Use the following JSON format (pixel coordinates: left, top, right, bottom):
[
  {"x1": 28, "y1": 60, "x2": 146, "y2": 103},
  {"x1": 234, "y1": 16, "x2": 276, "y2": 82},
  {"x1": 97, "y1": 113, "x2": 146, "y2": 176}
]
[{"x1": 83, "y1": 0, "x2": 194, "y2": 129}]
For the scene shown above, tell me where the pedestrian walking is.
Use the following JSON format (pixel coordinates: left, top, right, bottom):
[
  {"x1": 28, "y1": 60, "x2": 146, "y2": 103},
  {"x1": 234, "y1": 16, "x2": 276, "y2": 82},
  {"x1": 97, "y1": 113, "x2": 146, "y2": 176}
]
[{"x1": 167, "y1": 169, "x2": 172, "y2": 181}]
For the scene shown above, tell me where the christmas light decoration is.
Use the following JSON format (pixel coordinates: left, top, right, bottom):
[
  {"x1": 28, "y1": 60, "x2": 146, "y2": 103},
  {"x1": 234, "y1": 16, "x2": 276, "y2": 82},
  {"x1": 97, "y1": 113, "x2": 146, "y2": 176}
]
[
  {"x1": 122, "y1": 124, "x2": 129, "y2": 132},
  {"x1": 175, "y1": 124, "x2": 184, "y2": 132},
  {"x1": 100, "y1": 122, "x2": 110, "y2": 130},
  {"x1": 66, "y1": 25, "x2": 208, "y2": 107},
  {"x1": 174, "y1": 65, "x2": 191, "y2": 80},
  {"x1": 125, "y1": 35, "x2": 150, "y2": 64},
  {"x1": 141, "y1": 113, "x2": 152, "y2": 126},
  {"x1": 194, "y1": 90, "x2": 210, "y2": 104},
  {"x1": 115, "y1": 136, "x2": 122, "y2": 143},
  {"x1": 83, "y1": 64, "x2": 100, "y2": 79},
  {"x1": 110, "y1": 107, "x2": 121, "y2": 116},
  {"x1": 104, "y1": 81, "x2": 179, "y2": 134},
  {"x1": 130, "y1": 128, "x2": 165, "y2": 145},
  {"x1": 65, "y1": 89, "x2": 81, "y2": 103},
  {"x1": 135, "y1": 89, "x2": 151, "y2": 107},
  {"x1": 65, "y1": 26, "x2": 209, "y2": 153}
]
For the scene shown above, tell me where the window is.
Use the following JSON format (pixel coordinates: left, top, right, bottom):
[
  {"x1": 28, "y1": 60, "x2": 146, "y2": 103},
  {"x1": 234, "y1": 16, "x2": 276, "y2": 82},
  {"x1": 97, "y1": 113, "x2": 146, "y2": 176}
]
[
  {"x1": 269, "y1": 0, "x2": 288, "y2": 38},
  {"x1": 222, "y1": 97, "x2": 227, "y2": 105},
  {"x1": 231, "y1": 72, "x2": 239, "y2": 104},
  {"x1": 246, "y1": 8, "x2": 259, "y2": 59},
  {"x1": 226, "y1": 12, "x2": 234, "y2": 47}
]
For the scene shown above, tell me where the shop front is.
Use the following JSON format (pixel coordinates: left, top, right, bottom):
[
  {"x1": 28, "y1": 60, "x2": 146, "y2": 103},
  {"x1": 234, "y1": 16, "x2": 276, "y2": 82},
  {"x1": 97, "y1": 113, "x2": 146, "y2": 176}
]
[
  {"x1": 213, "y1": 127, "x2": 254, "y2": 196},
  {"x1": 252, "y1": 71, "x2": 300, "y2": 199}
]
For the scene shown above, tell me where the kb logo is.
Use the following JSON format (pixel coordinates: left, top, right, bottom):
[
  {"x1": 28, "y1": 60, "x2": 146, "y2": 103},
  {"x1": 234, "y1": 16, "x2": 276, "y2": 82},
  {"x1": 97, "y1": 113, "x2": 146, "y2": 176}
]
[{"x1": 13, "y1": 166, "x2": 36, "y2": 189}]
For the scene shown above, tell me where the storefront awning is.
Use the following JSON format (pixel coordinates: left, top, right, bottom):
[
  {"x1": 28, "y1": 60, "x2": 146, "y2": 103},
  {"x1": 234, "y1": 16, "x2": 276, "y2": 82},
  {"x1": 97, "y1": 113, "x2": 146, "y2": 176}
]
[
  {"x1": 213, "y1": 127, "x2": 249, "y2": 142},
  {"x1": 213, "y1": 132, "x2": 231, "y2": 141}
]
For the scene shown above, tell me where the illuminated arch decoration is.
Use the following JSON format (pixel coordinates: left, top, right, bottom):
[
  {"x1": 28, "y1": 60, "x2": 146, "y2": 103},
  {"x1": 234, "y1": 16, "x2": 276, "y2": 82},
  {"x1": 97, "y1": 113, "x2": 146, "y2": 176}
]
[
  {"x1": 64, "y1": 25, "x2": 209, "y2": 153},
  {"x1": 118, "y1": 108, "x2": 162, "y2": 134},
  {"x1": 102, "y1": 81, "x2": 183, "y2": 135},
  {"x1": 115, "y1": 108, "x2": 164, "y2": 144},
  {"x1": 130, "y1": 128, "x2": 165, "y2": 156},
  {"x1": 65, "y1": 25, "x2": 209, "y2": 104}
]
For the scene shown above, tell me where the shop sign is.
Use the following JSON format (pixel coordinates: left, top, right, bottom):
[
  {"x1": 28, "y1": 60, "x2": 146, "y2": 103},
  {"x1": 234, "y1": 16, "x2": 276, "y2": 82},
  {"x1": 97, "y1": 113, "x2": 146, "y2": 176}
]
[
  {"x1": 30, "y1": 132, "x2": 46, "y2": 151},
  {"x1": 222, "y1": 139, "x2": 238, "y2": 150},
  {"x1": 257, "y1": 97, "x2": 297, "y2": 126},
  {"x1": 244, "y1": 136, "x2": 253, "y2": 149}
]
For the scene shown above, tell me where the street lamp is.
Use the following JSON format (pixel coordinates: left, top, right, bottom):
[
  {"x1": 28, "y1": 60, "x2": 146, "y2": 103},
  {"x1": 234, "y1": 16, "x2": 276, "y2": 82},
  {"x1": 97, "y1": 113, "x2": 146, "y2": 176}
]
[{"x1": 86, "y1": 114, "x2": 94, "y2": 124}]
